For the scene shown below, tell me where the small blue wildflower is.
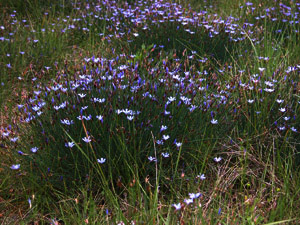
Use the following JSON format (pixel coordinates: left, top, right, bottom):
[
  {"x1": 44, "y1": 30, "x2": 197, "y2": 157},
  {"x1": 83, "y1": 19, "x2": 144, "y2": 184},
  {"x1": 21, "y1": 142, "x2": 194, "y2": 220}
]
[
  {"x1": 184, "y1": 198, "x2": 193, "y2": 205},
  {"x1": 161, "y1": 152, "x2": 170, "y2": 158},
  {"x1": 2, "y1": 131, "x2": 10, "y2": 137},
  {"x1": 291, "y1": 127, "x2": 297, "y2": 132},
  {"x1": 83, "y1": 115, "x2": 92, "y2": 121},
  {"x1": 264, "y1": 88, "x2": 274, "y2": 93},
  {"x1": 214, "y1": 157, "x2": 222, "y2": 162},
  {"x1": 162, "y1": 135, "x2": 170, "y2": 140},
  {"x1": 65, "y1": 142, "x2": 75, "y2": 148},
  {"x1": 211, "y1": 119, "x2": 218, "y2": 124},
  {"x1": 61, "y1": 119, "x2": 74, "y2": 125},
  {"x1": 160, "y1": 125, "x2": 167, "y2": 132},
  {"x1": 189, "y1": 192, "x2": 201, "y2": 199},
  {"x1": 148, "y1": 156, "x2": 157, "y2": 162},
  {"x1": 164, "y1": 110, "x2": 170, "y2": 115},
  {"x1": 279, "y1": 108, "x2": 286, "y2": 112},
  {"x1": 96, "y1": 115, "x2": 103, "y2": 123},
  {"x1": 18, "y1": 151, "x2": 25, "y2": 155},
  {"x1": 78, "y1": 93, "x2": 86, "y2": 98},
  {"x1": 28, "y1": 198, "x2": 32, "y2": 208},
  {"x1": 175, "y1": 142, "x2": 182, "y2": 148},
  {"x1": 31, "y1": 147, "x2": 38, "y2": 153},
  {"x1": 168, "y1": 96, "x2": 176, "y2": 102},
  {"x1": 127, "y1": 115, "x2": 134, "y2": 121},
  {"x1": 197, "y1": 174, "x2": 206, "y2": 180},
  {"x1": 172, "y1": 203, "x2": 182, "y2": 210},
  {"x1": 82, "y1": 136, "x2": 91, "y2": 143},
  {"x1": 97, "y1": 158, "x2": 106, "y2": 164},
  {"x1": 10, "y1": 137, "x2": 19, "y2": 142},
  {"x1": 156, "y1": 140, "x2": 164, "y2": 145},
  {"x1": 10, "y1": 164, "x2": 20, "y2": 170}
]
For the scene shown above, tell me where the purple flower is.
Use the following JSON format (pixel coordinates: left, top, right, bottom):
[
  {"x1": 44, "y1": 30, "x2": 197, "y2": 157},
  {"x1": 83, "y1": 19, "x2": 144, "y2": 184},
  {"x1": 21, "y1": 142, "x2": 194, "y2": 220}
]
[
  {"x1": 189, "y1": 192, "x2": 201, "y2": 199},
  {"x1": 10, "y1": 164, "x2": 20, "y2": 170},
  {"x1": 172, "y1": 203, "x2": 182, "y2": 210},
  {"x1": 214, "y1": 157, "x2": 222, "y2": 162},
  {"x1": 162, "y1": 135, "x2": 170, "y2": 140},
  {"x1": 160, "y1": 125, "x2": 167, "y2": 132},
  {"x1": 96, "y1": 115, "x2": 103, "y2": 123},
  {"x1": 291, "y1": 127, "x2": 297, "y2": 132},
  {"x1": 161, "y1": 152, "x2": 170, "y2": 158},
  {"x1": 97, "y1": 158, "x2": 106, "y2": 164},
  {"x1": 82, "y1": 136, "x2": 91, "y2": 143},
  {"x1": 28, "y1": 198, "x2": 32, "y2": 208},
  {"x1": 197, "y1": 174, "x2": 206, "y2": 180},
  {"x1": 10, "y1": 137, "x2": 19, "y2": 142},
  {"x1": 31, "y1": 147, "x2": 38, "y2": 153},
  {"x1": 279, "y1": 108, "x2": 286, "y2": 112},
  {"x1": 211, "y1": 119, "x2": 218, "y2": 124},
  {"x1": 127, "y1": 116, "x2": 134, "y2": 121},
  {"x1": 156, "y1": 140, "x2": 164, "y2": 145},
  {"x1": 78, "y1": 93, "x2": 86, "y2": 98},
  {"x1": 61, "y1": 119, "x2": 74, "y2": 125},
  {"x1": 148, "y1": 156, "x2": 157, "y2": 162},
  {"x1": 65, "y1": 142, "x2": 75, "y2": 148},
  {"x1": 18, "y1": 151, "x2": 25, "y2": 155},
  {"x1": 184, "y1": 198, "x2": 193, "y2": 205},
  {"x1": 175, "y1": 142, "x2": 182, "y2": 148}
]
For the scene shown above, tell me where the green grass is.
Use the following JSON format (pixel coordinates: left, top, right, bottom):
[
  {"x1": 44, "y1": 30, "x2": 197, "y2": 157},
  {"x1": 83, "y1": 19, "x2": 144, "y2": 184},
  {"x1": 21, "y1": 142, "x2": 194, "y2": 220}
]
[{"x1": 1, "y1": 0, "x2": 300, "y2": 224}]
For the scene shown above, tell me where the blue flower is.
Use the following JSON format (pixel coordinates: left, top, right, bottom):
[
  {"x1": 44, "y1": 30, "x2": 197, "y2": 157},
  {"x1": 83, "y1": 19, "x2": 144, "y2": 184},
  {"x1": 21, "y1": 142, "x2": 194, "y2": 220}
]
[
  {"x1": 197, "y1": 174, "x2": 206, "y2": 180},
  {"x1": 279, "y1": 108, "x2": 286, "y2": 112},
  {"x1": 65, "y1": 142, "x2": 75, "y2": 148},
  {"x1": 148, "y1": 156, "x2": 157, "y2": 162},
  {"x1": 211, "y1": 119, "x2": 218, "y2": 124},
  {"x1": 156, "y1": 140, "x2": 164, "y2": 145},
  {"x1": 96, "y1": 115, "x2": 103, "y2": 123},
  {"x1": 175, "y1": 142, "x2": 182, "y2": 148},
  {"x1": 10, "y1": 164, "x2": 20, "y2": 170},
  {"x1": 172, "y1": 203, "x2": 182, "y2": 210},
  {"x1": 184, "y1": 198, "x2": 193, "y2": 205},
  {"x1": 18, "y1": 151, "x2": 25, "y2": 155},
  {"x1": 31, "y1": 147, "x2": 38, "y2": 153},
  {"x1": 291, "y1": 127, "x2": 297, "y2": 132},
  {"x1": 189, "y1": 192, "x2": 201, "y2": 199},
  {"x1": 127, "y1": 116, "x2": 134, "y2": 121},
  {"x1": 28, "y1": 198, "x2": 32, "y2": 208},
  {"x1": 161, "y1": 152, "x2": 170, "y2": 158},
  {"x1": 160, "y1": 125, "x2": 168, "y2": 132},
  {"x1": 214, "y1": 157, "x2": 222, "y2": 162},
  {"x1": 82, "y1": 136, "x2": 91, "y2": 143},
  {"x1": 162, "y1": 135, "x2": 170, "y2": 140},
  {"x1": 97, "y1": 158, "x2": 106, "y2": 164},
  {"x1": 10, "y1": 137, "x2": 19, "y2": 142},
  {"x1": 78, "y1": 93, "x2": 86, "y2": 98}
]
